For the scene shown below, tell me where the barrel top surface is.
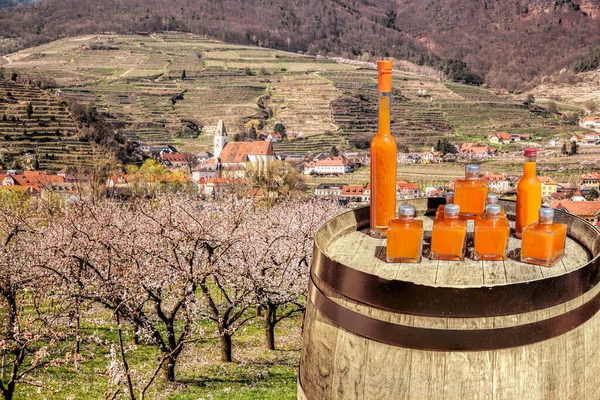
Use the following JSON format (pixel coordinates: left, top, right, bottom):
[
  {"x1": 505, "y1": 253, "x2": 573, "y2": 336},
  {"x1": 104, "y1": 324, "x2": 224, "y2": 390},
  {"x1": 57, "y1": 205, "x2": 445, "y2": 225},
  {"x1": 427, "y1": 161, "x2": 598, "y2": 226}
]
[
  {"x1": 321, "y1": 199, "x2": 598, "y2": 290},
  {"x1": 326, "y1": 216, "x2": 589, "y2": 288}
]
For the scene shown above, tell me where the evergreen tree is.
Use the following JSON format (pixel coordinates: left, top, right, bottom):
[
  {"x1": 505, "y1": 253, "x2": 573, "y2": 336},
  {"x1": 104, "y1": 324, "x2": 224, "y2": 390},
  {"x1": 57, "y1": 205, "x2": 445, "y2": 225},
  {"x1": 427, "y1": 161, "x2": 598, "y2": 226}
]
[{"x1": 26, "y1": 102, "x2": 33, "y2": 119}]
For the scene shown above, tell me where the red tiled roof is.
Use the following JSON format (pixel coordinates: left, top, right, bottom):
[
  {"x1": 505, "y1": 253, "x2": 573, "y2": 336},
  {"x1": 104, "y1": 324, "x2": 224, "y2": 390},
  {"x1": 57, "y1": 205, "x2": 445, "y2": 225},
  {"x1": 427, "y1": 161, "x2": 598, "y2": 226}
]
[
  {"x1": 220, "y1": 141, "x2": 273, "y2": 164},
  {"x1": 582, "y1": 172, "x2": 600, "y2": 180},
  {"x1": 316, "y1": 157, "x2": 346, "y2": 167},
  {"x1": 207, "y1": 177, "x2": 232, "y2": 184},
  {"x1": 550, "y1": 201, "x2": 600, "y2": 216},
  {"x1": 482, "y1": 174, "x2": 507, "y2": 182},
  {"x1": 538, "y1": 176, "x2": 557, "y2": 184},
  {"x1": 161, "y1": 153, "x2": 188, "y2": 162}
]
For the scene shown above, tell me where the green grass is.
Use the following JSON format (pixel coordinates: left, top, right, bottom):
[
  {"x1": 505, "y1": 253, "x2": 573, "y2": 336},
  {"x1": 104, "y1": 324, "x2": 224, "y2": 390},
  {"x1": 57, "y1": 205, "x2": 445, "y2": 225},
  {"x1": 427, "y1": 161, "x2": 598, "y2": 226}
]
[{"x1": 9, "y1": 306, "x2": 301, "y2": 400}]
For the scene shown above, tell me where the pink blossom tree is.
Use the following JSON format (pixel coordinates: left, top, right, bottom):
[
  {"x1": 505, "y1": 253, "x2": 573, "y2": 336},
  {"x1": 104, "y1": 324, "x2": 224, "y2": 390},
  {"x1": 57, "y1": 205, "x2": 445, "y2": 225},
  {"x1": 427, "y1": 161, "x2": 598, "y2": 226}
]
[
  {"x1": 242, "y1": 198, "x2": 342, "y2": 350},
  {"x1": 0, "y1": 196, "x2": 73, "y2": 400}
]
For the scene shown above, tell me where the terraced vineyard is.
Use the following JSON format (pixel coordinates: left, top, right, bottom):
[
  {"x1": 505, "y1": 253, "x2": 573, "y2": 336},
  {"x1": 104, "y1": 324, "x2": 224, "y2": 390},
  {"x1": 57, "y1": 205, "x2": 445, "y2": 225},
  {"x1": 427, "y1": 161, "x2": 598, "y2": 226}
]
[
  {"x1": 0, "y1": 79, "x2": 103, "y2": 170},
  {"x1": 0, "y1": 32, "x2": 590, "y2": 158}
]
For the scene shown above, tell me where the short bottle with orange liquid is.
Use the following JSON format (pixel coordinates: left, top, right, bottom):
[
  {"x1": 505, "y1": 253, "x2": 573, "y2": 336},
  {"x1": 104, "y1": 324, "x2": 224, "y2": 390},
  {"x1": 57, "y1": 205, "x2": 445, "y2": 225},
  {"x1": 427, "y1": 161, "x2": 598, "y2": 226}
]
[
  {"x1": 386, "y1": 205, "x2": 424, "y2": 263},
  {"x1": 454, "y1": 164, "x2": 488, "y2": 218},
  {"x1": 515, "y1": 148, "x2": 542, "y2": 238},
  {"x1": 521, "y1": 208, "x2": 567, "y2": 267},
  {"x1": 474, "y1": 204, "x2": 510, "y2": 261},
  {"x1": 485, "y1": 193, "x2": 507, "y2": 219},
  {"x1": 369, "y1": 60, "x2": 396, "y2": 238},
  {"x1": 430, "y1": 204, "x2": 467, "y2": 261}
]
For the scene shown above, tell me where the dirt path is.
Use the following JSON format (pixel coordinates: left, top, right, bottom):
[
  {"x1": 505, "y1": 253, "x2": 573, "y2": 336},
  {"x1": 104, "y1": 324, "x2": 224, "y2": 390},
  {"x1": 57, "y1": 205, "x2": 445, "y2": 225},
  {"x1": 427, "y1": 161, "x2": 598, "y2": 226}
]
[{"x1": 2, "y1": 56, "x2": 12, "y2": 65}]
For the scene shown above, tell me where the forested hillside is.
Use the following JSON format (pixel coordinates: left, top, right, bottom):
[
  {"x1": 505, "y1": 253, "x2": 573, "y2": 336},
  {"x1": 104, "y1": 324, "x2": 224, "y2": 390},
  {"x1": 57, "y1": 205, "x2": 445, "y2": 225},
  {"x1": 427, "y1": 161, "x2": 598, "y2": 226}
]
[{"x1": 1, "y1": 0, "x2": 600, "y2": 90}]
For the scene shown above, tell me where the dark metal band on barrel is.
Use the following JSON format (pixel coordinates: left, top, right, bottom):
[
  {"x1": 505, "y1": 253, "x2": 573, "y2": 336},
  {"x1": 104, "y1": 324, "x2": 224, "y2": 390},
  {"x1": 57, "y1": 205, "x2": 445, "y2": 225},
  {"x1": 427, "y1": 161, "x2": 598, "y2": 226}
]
[
  {"x1": 313, "y1": 205, "x2": 600, "y2": 318},
  {"x1": 308, "y1": 278, "x2": 600, "y2": 351}
]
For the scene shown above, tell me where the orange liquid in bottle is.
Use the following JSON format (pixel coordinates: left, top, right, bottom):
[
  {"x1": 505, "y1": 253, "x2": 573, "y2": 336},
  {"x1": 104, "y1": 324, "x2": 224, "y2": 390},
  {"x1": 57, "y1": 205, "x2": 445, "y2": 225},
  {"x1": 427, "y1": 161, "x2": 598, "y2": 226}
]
[
  {"x1": 515, "y1": 149, "x2": 542, "y2": 238},
  {"x1": 370, "y1": 61, "x2": 396, "y2": 238},
  {"x1": 474, "y1": 205, "x2": 510, "y2": 261},
  {"x1": 430, "y1": 204, "x2": 467, "y2": 261},
  {"x1": 386, "y1": 206, "x2": 423, "y2": 263},
  {"x1": 521, "y1": 209, "x2": 567, "y2": 267},
  {"x1": 454, "y1": 165, "x2": 488, "y2": 217}
]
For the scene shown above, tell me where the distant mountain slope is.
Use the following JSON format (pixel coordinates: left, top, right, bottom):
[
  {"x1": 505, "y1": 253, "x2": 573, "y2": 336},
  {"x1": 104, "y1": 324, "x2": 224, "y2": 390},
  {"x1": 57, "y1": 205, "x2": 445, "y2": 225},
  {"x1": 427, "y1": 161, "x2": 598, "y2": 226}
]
[
  {"x1": 0, "y1": 0, "x2": 38, "y2": 9},
  {"x1": 1, "y1": 0, "x2": 600, "y2": 90}
]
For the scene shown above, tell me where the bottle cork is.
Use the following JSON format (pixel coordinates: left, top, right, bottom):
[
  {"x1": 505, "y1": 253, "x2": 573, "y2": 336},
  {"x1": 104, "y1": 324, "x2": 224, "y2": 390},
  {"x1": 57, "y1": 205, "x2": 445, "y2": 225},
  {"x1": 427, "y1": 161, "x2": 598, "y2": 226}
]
[{"x1": 377, "y1": 60, "x2": 393, "y2": 92}]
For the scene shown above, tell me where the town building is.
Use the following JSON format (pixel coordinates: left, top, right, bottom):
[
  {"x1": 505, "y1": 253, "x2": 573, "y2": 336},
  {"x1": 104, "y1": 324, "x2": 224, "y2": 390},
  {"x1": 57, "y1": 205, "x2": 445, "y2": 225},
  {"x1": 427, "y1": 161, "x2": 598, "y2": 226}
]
[
  {"x1": 583, "y1": 134, "x2": 600, "y2": 144},
  {"x1": 191, "y1": 159, "x2": 219, "y2": 181},
  {"x1": 265, "y1": 132, "x2": 282, "y2": 143},
  {"x1": 550, "y1": 201, "x2": 600, "y2": 225},
  {"x1": 303, "y1": 157, "x2": 352, "y2": 175},
  {"x1": 340, "y1": 183, "x2": 370, "y2": 203},
  {"x1": 581, "y1": 172, "x2": 600, "y2": 190},
  {"x1": 580, "y1": 115, "x2": 600, "y2": 130},
  {"x1": 314, "y1": 183, "x2": 348, "y2": 197},
  {"x1": 539, "y1": 176, "x2": 558, "y2": 198},
  {"x1": 396, "y1": 180, "x2": 420, "y2": 198},
  {"x1": 481, "y1": 173, "x2": 510, "y2": 193}
]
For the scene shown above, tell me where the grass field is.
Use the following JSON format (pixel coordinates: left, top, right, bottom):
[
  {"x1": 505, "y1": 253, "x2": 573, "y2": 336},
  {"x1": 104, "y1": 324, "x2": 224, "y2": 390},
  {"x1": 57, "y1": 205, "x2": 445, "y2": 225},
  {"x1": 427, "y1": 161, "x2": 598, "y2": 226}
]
[{"x1": 12, "y1": 305, "x2": 300, "y2": 400}]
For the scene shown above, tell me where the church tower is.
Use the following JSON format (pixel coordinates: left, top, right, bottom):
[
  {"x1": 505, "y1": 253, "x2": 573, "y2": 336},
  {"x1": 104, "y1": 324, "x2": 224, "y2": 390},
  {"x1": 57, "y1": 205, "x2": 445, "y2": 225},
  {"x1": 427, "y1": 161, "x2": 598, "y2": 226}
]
[{"x1": 213, "y1": 120, "x2": 227, "y2": 159}]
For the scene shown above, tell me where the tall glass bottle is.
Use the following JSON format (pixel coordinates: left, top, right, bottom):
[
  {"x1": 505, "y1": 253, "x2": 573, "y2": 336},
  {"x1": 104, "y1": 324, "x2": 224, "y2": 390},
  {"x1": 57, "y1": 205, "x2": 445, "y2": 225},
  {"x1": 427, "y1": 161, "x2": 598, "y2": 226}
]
[
  {"x1": 515, "y1": 148, "x2": 542, "y2": 238},
  {"x1": 370, "y1": 60, "x2": 397, "y2": 238}
]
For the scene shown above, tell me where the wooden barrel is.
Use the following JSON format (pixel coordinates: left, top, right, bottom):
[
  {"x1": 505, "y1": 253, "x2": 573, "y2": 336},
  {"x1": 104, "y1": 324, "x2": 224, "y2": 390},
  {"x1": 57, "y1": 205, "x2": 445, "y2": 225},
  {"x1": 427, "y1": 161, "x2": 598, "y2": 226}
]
[{"x1": 298, "y1": 199, "x2": 600, "y2": 400}]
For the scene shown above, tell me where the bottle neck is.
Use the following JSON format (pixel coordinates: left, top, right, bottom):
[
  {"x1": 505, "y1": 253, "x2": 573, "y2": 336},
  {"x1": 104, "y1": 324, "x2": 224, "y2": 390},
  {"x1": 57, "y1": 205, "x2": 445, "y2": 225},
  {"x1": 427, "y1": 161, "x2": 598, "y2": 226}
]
[
  {"x1": 378, "y1": 92, "x2": 391, "y2": 136},
  {"x1": 523, "y1": 158, "x2": 537, "y2": 177},
  {"x1": 399, "y1": 215, "x2": 413, "y2": 222},
  {"x1": 539, "y1": 216, "x2": 553, "y2": 225},
  {"x1": 465, "y1": 172, "x2": 479, "y2": 180}
]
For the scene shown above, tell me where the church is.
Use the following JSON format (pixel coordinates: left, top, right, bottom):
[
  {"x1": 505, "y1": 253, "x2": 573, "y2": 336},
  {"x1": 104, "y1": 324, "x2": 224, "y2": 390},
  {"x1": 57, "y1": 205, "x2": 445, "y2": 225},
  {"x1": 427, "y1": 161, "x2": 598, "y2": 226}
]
[{"x1": 212, "y1": 120, "x2": 275, "y2": 178}]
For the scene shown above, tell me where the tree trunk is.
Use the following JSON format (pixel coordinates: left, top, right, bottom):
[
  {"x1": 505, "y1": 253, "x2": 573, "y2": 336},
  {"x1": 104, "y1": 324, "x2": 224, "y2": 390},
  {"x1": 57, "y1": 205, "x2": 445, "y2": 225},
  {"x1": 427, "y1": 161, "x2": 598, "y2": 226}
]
[
  {"x1": 132, "y1": 322, "x2": 140, "y2": 345},
  {"x1": 264, "y1": 304, "x2": 277, "y2": 351},
  {"x1": 161, "y1": 355, "x2": 176, "y2": 382},
  {"x1": 220, "y1": 333, "x2": 232, "y2": 362}
]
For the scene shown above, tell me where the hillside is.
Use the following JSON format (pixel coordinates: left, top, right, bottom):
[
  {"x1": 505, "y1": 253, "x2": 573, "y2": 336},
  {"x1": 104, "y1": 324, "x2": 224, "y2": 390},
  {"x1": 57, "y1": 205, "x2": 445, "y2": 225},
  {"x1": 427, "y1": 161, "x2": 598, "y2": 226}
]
[
  {"x1": 0, "y1": 33, "x2": 588, "y2": 163},
  {"x1": 1, "y1": 0, "x2": 600, "y2": 90},
  {"x1": 0, "y1": 77, "x2": 105, "y2": 170}
]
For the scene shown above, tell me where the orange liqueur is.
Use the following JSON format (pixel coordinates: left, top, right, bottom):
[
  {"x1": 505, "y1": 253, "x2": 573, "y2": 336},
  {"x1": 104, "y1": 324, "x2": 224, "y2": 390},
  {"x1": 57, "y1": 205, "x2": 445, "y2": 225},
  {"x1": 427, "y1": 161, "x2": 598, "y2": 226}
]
[
  {"x1": 430, "y1": 204, "x2": 467, "y2": 261},
  {"x1": 474, "y1": 205, "x2": 510, "y2": 261},
  {"x1": 521, "y1": 208, "x2": 567, "y2": 267},
  {"x1": 369, "y1": 60, "x2": 396, "y2": 238},
  {"x1": 486, "y1": 193, "x2": 507, "y2": 219},
  {"x1": 435, "y1": 190, "x2": 454, "y2": 221},
  {"x1": 386, "y1": 205, "x2": 424, "y2": 263},
  {"x1": 515, "y1": 148, "x2": 542, "y2": 238},
  {"x1": 454, "y1": 164, "x2": 488, "y2": 217}
]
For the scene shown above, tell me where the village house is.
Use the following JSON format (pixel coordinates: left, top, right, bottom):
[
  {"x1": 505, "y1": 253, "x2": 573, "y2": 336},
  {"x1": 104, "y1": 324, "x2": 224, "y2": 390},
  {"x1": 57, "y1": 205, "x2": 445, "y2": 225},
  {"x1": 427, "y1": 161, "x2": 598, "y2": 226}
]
[
  {"x1": 488, "y1": 133, "x2": 512, "y2": 144},
  {"x1": 550, "y1": 200, "x2": 600, "y2": 225},
  {"x1": 583, "y1": 134, "x2": 600, "y2": 145},
  {"x1": 202, "y1": 177, "x2": 232, "y2": 199},
  {"x1": 0, "y1": 170, "x2": 66, "y2": 195},
  {"x1": 538, "y1": 176, "x2": 558, "y2": 198},
  {"x1": 303, "y1": 157, "x2": 352, "y2": 175},
  {"x1": 265, "y1": 132, "x2": 282, "y2": 143},
  {"x1": 340, "y1": 183, "x2": 370, "y2": 203},
  {"x1": 481, "y1": 173, "x2": 510, "y2": 193},
  {"x1": 580, "y1": 115, "x2": 600, "y2": 130},
  {"x1": 581, "y1": 172, "x2": 600, "y2": 190},
  {"x1": 314, "y1": 183, "x2": 348, "y2": 197},
  {"x1": 549, "y1": 137, "x2": 562, "y2": 147},
  {"x1": 396, "y1": 180, "x2": 420, "y2": 198},
  {"x1": 460, "y1": 143, "x2": 493, "y2": 159},
  {"x1": 161, "y1": 153, "x2": 192, "y2": 169},
  {"x1": 191, "y1": 158, "x2": 220, "y2": 181}
]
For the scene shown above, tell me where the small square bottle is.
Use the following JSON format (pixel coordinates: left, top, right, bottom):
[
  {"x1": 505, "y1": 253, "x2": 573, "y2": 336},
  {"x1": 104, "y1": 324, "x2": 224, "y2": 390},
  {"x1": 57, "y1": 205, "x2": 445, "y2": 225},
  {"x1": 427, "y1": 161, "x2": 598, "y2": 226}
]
[
  {"x1": 521, "y1": 208, "x2": 567, "y2": 267},
  {"x1": 430, "y1": 204, "x2": 467, "y2": 261},
  {"x1": 454, "y1": 164, "x2": 489, "y2": 217},
  {"x1": 486, "y1": 193, "x2": 507, "y2": 219},
  {"x1": 386, "y1": 205, "x2": 424, "y2": 263},
  {"x1": 474, "y1": 204, "x2": 510, "y2": 261}
]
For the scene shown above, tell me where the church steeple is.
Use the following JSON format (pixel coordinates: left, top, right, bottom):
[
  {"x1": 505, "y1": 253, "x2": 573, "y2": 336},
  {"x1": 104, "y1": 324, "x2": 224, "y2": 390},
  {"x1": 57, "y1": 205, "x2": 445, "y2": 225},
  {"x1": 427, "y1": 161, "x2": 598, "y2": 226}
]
[{"x1": 214, "y1": 120, "x2": 228, "y2": 158}]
